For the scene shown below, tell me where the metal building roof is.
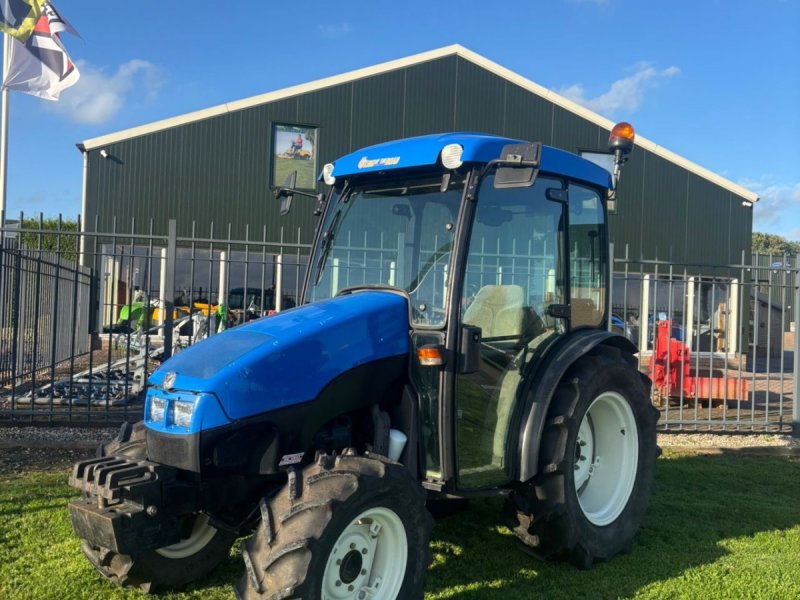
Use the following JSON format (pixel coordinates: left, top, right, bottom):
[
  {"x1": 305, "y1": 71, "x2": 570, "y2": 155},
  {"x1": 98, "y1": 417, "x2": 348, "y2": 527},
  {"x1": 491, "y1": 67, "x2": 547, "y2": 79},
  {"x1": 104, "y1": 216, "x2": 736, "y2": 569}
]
[{"x1": 81, "y1": 44, "x2": 758, "y2": 203}]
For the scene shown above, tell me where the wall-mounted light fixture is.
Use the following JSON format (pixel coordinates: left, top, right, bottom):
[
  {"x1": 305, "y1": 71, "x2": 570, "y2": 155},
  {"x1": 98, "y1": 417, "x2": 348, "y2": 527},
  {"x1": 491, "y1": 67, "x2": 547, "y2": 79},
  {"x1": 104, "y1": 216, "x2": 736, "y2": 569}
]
[{"x1": 99, "y1": 149, "x2": 109, "y2": 159}]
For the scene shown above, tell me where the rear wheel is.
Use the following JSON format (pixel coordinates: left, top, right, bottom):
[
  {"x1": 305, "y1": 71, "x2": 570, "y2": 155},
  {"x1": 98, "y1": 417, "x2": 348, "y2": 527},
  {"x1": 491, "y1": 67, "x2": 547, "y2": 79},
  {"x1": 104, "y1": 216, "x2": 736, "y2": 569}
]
[
  {"x1": 79, "y1": 421, "x2": 235, "y2": 592},
  {"x1": 235, "y1": 452, "x2": 432, "y2": 600},
  {"x1": 506, "y1": 346, "x2": 659, "y2": 567}
]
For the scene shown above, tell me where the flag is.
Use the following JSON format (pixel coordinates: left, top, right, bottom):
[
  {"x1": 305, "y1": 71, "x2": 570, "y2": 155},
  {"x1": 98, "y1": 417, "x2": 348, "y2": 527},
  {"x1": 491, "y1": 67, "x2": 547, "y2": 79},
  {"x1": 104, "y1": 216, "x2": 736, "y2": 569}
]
[
  {"x1": 3, "y1": 1, "x2": 79, "y2": 101},
  {"x1": 0, "y1": 0, "x2": 42, "y2": 42}
]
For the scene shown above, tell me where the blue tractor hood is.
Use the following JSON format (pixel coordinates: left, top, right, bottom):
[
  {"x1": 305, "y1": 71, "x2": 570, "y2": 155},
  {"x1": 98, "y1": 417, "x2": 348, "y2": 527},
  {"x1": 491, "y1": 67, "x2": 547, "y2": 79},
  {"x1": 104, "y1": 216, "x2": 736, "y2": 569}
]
[{"x1": 148, "y1": 291, "x2": 410, "y2": 422}]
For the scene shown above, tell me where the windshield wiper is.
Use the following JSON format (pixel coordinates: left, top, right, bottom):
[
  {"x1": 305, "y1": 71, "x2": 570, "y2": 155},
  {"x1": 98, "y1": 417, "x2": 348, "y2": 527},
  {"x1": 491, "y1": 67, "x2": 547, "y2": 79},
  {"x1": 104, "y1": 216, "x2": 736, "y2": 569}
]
[
  {"x1": 314, "y1": 209, "x2": 342, "y2": 285},
  {"x1": 406, "y1": 241, "x2": 452, "y2": 295}
]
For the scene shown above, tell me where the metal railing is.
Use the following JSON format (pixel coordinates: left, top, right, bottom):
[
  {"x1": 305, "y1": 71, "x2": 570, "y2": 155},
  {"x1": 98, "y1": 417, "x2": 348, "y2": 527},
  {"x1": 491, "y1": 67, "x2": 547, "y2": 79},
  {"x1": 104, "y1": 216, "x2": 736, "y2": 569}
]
[
  {"x1": 611, "y1": 244, "x2": 799, "y2": 435},
  {"x1": 0, "y1": 241, "x2": 91, "y2": 390},
  {"x1": 0, "y1": 215, "x2": 310, "y2": 424},
  {"x1": 1, "y1": 216, "x2": 797, "y2": 436}
]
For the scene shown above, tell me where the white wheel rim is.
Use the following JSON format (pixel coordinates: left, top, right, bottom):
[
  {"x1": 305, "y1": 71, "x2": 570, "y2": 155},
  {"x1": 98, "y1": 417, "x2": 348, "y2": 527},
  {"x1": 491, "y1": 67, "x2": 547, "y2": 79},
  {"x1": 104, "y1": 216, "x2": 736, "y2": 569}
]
[
  {"x1": 574, "y1": 391, "x2": 639, "y2": 526},
  {"x1": 321, "y1": 507, "x2": 407, "y2": 600},
  {"x1": 154, "y1": 513, "x2": 218, "y2": 559}
]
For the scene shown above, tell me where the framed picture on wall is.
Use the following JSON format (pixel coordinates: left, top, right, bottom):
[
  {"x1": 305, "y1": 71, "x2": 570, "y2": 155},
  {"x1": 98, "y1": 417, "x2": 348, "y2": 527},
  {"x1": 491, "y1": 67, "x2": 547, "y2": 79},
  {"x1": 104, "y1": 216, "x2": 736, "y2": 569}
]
[{"x1": 272, "y1": 123, "x2": 318, "y2": 190}]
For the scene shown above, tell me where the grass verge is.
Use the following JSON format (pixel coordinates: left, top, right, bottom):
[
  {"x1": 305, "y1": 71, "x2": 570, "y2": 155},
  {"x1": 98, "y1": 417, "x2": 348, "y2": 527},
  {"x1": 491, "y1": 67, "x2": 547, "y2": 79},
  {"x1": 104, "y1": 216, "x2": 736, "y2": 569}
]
[{"x1": 1, "y1": 452, "x2": 799, "y2": 599}]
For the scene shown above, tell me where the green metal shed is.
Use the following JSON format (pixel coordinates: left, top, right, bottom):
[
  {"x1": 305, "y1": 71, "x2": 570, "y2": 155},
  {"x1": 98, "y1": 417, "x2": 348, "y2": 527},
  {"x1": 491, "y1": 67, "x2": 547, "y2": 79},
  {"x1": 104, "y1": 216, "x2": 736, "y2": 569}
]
[{"x1": 78, "y1": 45, "x2": 758, "y2": 264}]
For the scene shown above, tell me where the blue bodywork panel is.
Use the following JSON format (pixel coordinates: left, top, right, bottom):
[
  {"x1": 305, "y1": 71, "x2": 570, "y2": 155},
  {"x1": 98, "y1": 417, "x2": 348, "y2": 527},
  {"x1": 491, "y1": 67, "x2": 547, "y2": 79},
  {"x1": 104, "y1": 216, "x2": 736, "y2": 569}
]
[
  {"x1": 326, "y1": 132, "x2": 612, "y2": 189},
  {"x1": 145, "y1": 291, "x2": 410, "y2": 434}
]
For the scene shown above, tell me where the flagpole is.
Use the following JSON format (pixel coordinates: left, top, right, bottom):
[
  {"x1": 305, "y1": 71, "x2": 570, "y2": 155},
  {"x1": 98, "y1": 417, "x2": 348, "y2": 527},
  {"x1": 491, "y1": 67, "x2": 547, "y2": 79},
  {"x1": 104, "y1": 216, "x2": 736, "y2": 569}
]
[{"x1": 0, "y1": 33, "x2": 9, "y2": 226}]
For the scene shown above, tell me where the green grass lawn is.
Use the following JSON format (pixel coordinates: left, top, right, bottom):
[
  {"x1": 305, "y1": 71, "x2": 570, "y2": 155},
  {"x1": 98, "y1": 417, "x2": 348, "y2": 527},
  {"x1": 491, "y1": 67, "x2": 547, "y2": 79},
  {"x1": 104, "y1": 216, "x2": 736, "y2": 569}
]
[{"x1": 1, "y1": 452, "x2": 799, "y2": 599}]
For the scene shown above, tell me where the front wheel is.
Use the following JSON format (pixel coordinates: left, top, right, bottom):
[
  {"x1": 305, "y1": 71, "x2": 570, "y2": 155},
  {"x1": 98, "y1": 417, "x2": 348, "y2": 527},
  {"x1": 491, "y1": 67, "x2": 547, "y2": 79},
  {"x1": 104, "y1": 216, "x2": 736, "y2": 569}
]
[
  {"x1": 235, "y1": 452, "x2": 432, "y2": 600},
  {"x1": 506, "y1": 345, "x2": 659, "y2": 568}
]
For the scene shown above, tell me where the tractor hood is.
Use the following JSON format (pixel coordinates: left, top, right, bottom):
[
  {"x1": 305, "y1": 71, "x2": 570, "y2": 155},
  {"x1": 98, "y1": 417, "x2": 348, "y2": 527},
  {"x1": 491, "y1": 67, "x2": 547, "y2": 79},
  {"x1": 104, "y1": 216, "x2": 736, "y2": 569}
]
[{"x1": 148, "y1": 290, "x2": 410, "y2": 422}]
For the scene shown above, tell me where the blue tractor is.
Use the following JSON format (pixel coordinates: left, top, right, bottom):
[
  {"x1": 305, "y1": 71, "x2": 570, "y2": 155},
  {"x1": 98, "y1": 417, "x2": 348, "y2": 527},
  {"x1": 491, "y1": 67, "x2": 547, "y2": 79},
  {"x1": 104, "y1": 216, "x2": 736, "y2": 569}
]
[{"x1": 69, "y1": 123, "x2": 658, "y2": 599}]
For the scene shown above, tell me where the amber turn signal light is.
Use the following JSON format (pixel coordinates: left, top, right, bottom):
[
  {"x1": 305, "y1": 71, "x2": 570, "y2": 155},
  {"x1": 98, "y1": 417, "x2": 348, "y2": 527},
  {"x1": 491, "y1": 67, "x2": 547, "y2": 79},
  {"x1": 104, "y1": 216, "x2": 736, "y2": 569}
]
[{"x1": 417, "y1": 345, "x2": 444, "y2": 367}]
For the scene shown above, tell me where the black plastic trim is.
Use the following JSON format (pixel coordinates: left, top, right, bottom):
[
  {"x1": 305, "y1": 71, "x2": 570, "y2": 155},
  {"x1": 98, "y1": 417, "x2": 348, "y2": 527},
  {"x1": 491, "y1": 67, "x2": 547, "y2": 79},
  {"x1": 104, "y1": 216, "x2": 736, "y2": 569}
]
[{"x1": 515, "y1": 330, "x2": 638, "y2": 482}]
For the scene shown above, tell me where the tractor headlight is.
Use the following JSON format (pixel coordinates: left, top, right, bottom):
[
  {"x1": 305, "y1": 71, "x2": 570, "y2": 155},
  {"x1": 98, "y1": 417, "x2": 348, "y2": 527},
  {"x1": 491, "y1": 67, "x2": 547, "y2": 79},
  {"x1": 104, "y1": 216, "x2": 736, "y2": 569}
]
[
  {"x1": 172, "y1": 399, "x2": 197, "y2": 428},
  {"x1": 149, "y1": 397, "x2": 166, "y2": 423},
  {"x1": 440, "y1": 144, "x2": 463, "y2": 170},
  {"x1": 322, "y1": 162, "x2": 336, "y2": 185}
]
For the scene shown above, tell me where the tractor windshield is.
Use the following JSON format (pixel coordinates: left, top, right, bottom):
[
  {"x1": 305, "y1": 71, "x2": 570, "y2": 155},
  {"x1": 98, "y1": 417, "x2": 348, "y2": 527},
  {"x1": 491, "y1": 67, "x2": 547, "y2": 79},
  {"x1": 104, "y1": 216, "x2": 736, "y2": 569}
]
[{"x1": 307, "y1": 173, "x2": 465, "y2": 326}]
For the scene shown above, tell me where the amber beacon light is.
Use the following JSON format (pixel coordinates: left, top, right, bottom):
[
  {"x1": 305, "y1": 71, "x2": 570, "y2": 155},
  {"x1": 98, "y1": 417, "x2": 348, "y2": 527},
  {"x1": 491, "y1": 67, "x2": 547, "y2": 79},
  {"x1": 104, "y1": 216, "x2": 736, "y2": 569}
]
[
  {"x1": 608, "y1": 122, "x2": 635, "y2": 154},
  {"x1": 607, "y1": 121, "x2": 635, "y2": 187}
]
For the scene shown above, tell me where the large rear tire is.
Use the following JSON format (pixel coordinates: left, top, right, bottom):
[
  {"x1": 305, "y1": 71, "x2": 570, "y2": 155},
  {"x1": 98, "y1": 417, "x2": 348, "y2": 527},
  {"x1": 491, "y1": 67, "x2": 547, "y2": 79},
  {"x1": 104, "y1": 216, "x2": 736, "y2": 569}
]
[
  {"x1": 506, "y1": 346, "x2": 659, "y2": 568},
  {"x1": 235, "y1": 452, "x2": 432, "y2": 600},
  {"x1": 79, "y1": 421, "x2": 236, "y2": 592}
]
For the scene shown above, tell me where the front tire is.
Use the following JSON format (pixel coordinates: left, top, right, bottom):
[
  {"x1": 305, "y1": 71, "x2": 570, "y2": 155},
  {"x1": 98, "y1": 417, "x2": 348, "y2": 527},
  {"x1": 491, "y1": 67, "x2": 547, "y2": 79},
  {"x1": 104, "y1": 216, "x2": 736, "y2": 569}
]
[
  {"x1": 506, "y1": 346, "x2": 659, "y2": 568},
  {"x1": 79, "y1": 421, "x2": 236, "y2": 592},
  {"x1": 235, "y1": 452, "x2": 432, "y2": 600}
]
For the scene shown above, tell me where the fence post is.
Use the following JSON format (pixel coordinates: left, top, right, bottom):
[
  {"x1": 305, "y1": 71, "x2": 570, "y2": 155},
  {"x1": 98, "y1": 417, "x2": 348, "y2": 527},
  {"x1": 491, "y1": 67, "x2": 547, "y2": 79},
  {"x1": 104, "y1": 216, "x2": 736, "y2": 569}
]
[
  {"x1": 793, "y1": 269, "x2": 800, "y2": 438},
  {"x1": 162, "y1": 220, "x2": 177, "y2": 360},
  {"x1": 275, "y1": 254, "x2": 283, "y2": 312},
  {"x1": 607, "y1": 242, "x2": 614, "y2": 332}
]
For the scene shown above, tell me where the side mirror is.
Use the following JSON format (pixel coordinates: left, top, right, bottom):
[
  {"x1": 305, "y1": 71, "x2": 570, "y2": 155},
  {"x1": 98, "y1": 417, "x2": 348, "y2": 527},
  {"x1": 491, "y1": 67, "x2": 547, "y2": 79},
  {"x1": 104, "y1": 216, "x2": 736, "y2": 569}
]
[
  {"x1": 494, "y1": 142, "x2": 541, "y2": 189},
  {"x1": 274, "y1": 171, "x2": 297, "y2": 216}
]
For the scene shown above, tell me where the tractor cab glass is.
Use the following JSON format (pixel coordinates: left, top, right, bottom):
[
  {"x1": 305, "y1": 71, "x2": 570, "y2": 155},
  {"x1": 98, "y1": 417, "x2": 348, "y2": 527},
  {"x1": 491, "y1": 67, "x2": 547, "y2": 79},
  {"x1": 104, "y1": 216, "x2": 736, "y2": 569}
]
[
  {"x1": 307, "y1": 173, "x2": 464, "y2": 327},
  {"x1": 455, "y1": 173, "x2": 569, "y2": 487}
]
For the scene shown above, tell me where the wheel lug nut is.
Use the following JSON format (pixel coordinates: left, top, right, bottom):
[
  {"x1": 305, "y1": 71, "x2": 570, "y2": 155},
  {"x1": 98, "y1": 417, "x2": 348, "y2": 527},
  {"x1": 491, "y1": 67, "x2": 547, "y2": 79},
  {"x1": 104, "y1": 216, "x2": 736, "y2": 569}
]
[
  {"x1": 579, "y1": 456, "x2": 586, "y2": 462},
  {"x1": 579, "y1": 440, "x2": 586, "y2": 447},
  {"x1": 336, "y1": 559, "x2": 342, "y2": 565},
  {"x1": 362, "y1": 548, "x2": 368, "y2": 555},
  {"x1": 361, "y1": 568, "x2": 367, "y2": 575},
  {"x1": 348, "y1": 584, "x2": 354, "y2": 591},
  {"x1": 350, "y1": 543, "x2": 356, "y2": 549},
  {"x1": 335, "y1": 580, "x2": 341, "y2": 587}
]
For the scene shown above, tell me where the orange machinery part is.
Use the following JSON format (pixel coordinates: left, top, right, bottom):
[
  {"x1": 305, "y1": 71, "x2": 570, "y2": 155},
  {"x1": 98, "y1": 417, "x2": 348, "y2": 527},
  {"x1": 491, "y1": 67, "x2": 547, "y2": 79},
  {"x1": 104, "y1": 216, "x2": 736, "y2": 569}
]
[{"x1": 649, "y1": 320, "x2": 749, "y2": 401}]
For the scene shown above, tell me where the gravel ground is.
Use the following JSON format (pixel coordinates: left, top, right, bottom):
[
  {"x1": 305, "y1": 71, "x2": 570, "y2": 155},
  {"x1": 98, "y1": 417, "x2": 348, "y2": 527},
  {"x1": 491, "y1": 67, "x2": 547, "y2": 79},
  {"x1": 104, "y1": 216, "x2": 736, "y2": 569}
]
[
  {"x1": 0, "y1": 426, "x2": 118, "y2": 474},
  {"x1": 0, "y1": 425, "x2": 798, "y2": 475}
]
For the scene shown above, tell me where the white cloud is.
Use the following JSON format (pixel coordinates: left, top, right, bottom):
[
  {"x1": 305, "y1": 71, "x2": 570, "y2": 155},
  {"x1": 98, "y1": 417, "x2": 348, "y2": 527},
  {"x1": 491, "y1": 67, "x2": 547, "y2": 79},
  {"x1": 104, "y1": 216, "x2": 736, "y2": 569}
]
[
  {"x1": 558, "y1": 62, "x2": 680, "y2": 117},
  {"x1": 49, "y1": 59, "x2": 165, "y2": 125},
  {"x1": 740, "y1": 178, "x2": 800, "y2": 235},
  {"x1": 317, "y1": 22, "x2": 353, "y2": 39}
]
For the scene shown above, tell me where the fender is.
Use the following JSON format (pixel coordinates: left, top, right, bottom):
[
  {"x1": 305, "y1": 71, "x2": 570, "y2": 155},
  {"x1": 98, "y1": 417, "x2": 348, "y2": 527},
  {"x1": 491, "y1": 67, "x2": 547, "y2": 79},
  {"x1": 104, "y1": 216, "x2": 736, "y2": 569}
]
[{"x1": 515, "y1": 330, "x2": 639, "y2": 482}]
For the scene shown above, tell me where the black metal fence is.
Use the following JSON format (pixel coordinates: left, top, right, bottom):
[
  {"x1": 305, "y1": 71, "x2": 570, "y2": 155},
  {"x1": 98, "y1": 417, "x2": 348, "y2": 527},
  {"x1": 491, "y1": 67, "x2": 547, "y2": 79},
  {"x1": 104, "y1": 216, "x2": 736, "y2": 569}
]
[
  {"x1": 0, "y1": 215, "x2": 310, "y2": 424},
  {"x1": 0, "y1": 240, "x2": 91, "y2": 390},
  {"x1": 611, "y1": 243, "x2": 799, "y2": 435},
  {"x1": 0, "y1": 216, "x2": 797, "y2": 436}
]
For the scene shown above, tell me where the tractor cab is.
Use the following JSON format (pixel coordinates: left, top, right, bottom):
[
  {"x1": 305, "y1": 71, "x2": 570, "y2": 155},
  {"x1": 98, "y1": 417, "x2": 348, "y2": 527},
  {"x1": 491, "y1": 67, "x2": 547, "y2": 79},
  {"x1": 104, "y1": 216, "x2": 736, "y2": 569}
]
[{"x1": 296, "y1": 130, "x2": 625, "y2": 491}]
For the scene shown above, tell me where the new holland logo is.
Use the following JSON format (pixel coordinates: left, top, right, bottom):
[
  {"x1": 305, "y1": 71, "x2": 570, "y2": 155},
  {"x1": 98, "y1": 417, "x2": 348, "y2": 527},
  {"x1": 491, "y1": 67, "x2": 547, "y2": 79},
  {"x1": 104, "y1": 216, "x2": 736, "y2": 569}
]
[{"x1": 357, "y1": 155, "x2": 401, "y2": 169}]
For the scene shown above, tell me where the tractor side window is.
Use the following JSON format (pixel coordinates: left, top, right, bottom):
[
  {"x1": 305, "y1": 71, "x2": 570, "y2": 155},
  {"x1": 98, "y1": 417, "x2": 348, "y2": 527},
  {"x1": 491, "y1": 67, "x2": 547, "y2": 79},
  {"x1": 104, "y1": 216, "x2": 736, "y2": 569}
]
[
  {"x1": 455, "y1": 174, "x2": 565, "y2": 489},
  {"x1": 568, "y1": 183, "x2": 606, "y2": 328}
]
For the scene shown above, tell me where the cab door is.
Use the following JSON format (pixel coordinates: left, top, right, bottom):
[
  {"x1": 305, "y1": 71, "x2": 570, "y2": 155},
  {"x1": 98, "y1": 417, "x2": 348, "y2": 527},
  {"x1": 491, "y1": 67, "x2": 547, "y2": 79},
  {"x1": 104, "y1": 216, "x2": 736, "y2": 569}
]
[{"x1": 453, "y1": 174, "x2": 567, "y2": 489}]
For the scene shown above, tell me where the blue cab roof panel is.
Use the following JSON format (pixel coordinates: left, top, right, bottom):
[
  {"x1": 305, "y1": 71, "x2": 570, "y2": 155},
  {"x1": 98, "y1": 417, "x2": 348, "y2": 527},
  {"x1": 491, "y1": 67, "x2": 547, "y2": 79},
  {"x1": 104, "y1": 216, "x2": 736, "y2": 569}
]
[{"x1": 327, "y1": 132, "x2": 612, "y2": 189}]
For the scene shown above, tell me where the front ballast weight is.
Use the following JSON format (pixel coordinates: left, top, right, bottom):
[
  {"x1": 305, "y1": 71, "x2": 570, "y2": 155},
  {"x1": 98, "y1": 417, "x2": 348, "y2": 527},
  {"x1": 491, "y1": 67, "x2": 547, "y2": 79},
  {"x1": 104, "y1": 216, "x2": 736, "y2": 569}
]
[{"x1": 69, "y1": 422, "x2": 235, "y2": 592}]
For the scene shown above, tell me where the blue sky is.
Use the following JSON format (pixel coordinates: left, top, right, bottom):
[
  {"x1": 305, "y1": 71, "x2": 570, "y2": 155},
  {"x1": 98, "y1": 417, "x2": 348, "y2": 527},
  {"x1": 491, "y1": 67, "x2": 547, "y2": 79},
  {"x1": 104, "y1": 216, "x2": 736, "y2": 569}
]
[{"x1": 3, "y1": 0, "x2": 799, "y2": 238}]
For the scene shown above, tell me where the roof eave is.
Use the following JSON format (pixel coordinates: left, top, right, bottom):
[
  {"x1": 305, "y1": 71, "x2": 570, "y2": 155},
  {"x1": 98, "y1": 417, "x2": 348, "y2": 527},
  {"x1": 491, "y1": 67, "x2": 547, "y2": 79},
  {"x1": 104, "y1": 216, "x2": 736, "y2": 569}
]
[{"x1": 80, "y1": 43, "x2": 759, "y2": 203}]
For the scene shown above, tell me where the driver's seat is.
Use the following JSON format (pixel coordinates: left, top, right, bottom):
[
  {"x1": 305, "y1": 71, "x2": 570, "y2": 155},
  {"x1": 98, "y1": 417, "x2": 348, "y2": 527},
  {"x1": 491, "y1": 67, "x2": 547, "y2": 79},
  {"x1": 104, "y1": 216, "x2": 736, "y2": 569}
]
[{"x1": 462, "y1": 284, "x2": 526, "y2": 339}]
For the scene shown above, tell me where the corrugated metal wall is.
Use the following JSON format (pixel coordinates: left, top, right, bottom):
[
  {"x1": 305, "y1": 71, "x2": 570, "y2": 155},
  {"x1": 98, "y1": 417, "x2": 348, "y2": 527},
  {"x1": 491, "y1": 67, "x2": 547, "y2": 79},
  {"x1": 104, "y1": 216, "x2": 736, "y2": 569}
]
[{"x1": 85, "y1": 55, "x2": 752, "y2": 262}]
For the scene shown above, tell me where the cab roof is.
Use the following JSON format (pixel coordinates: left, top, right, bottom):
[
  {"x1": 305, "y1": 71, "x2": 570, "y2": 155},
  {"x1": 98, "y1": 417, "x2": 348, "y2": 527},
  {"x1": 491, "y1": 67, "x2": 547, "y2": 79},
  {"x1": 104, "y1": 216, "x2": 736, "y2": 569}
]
[{"x1": 327, "y1": 132, "x2": 613, "y2": 189}]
